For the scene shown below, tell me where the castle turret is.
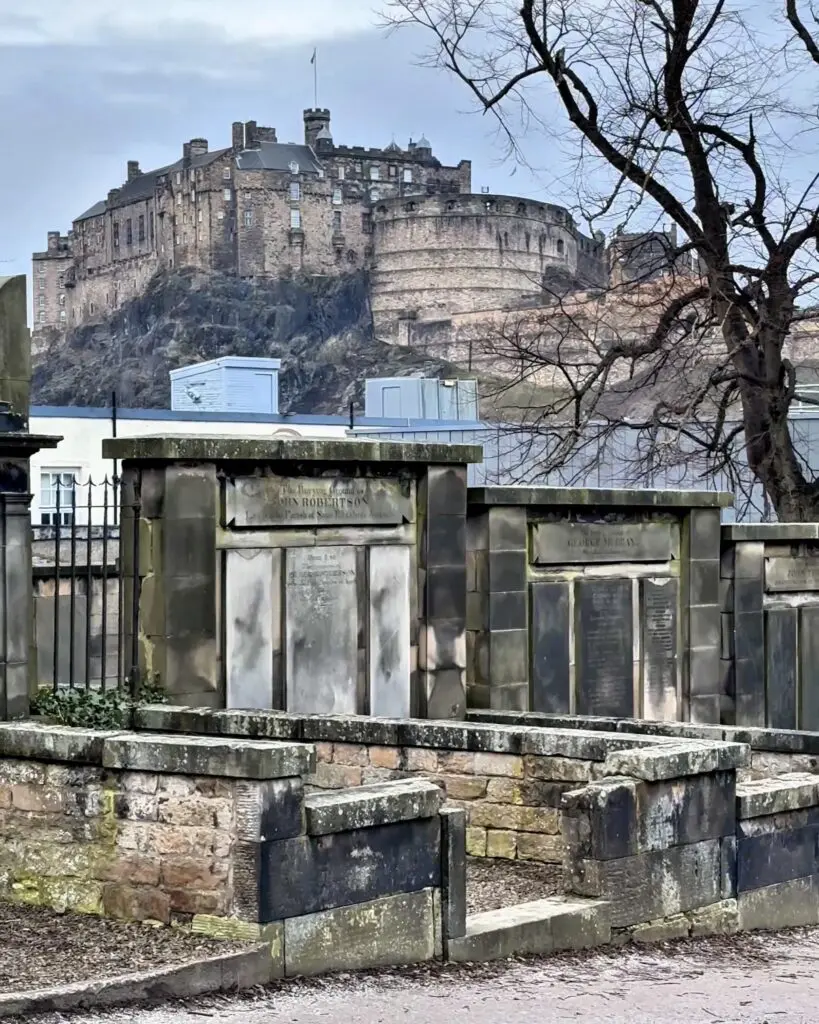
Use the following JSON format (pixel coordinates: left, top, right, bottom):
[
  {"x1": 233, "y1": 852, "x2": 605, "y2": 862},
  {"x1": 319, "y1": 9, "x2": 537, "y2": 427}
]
[{"x1": 304, "y1": 108, "x2": 331, "y2": 149}]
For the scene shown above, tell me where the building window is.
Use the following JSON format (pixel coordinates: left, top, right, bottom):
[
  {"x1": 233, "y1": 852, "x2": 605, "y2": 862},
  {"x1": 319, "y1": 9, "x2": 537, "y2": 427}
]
[
  {"x1": 389, "y1": 165, "x2": 397, "y2": 178},
  {"x1": 223, "y1": 188, "x2": 232, "y2": 201},
  {"x1": 38, "y1": 295, "x2": 45, "y2": 307},
  {"x1": 58, "y1": 294, "x2": 65, "y2": 306},
  {"x1": 58, "y1": 274, "x2": 64, "y2": 287},
  {"x1": 191, "y1": 189, "x2": 196, "y2": 203},
  {"x1": 290, "y1": 182, "x2": 301, "y2": 202},
  {"x1": 138, "y1": 215, "x2": 145, "y2": 243},
  {"x1": 40, "y1": 470, "x2": 78, "y2": 526},
  {"x1": 198, "y1": 209, "x2": 203, "y2": 223},
  {"x1": 38, "y1": 312, "x2": 45, "y2": 324},
  {"x1": 176, "y1": 235, "x2": 181, "y2": 245},
  {"x1": 113, "y1": 222, "x2": 120, "y2": 247},
  {"x1": 39, "y1": 278, "x2": 45, "y2": 291},
  {"x1": 403, "y1": 168, "x2": 412, "y2": 183},
  {"x1": 125, "y1": 219, "x2": 133, "y2": 246},
  {"x1": 369, "y1": 166, "x2": 381, "y2": 181},
  {"x1": 149, "y1": 212, "x2": 155, "y2": 243},
  {"x1": 38, "y1": 265, "x2": 46, "y2": 276},
  {"x1": 370, "y1": 188, "x2": 380, "y2": 202},
  {"x1": 333, "y1": 210, "x2": 342, "y2": 233},
  {"x1": 244, "y1": 209, "x2": 254, "y2": 228},
  {"x1": 362, "y1": 212, "x2": 372, "y2": 233},
  {"x1": 557, "y1": 238, "x2": 565, "y2": 255},
  {"x1": 332, "y1": 188, "x2": 342, "y2": 206},
  {"x1": 290, "y1": 208, "x2": 301, "y2": 230},
  {"x1": 59, "y1": 310, "x2": 66, "y2": 321},
  {"x1": 177, "y1": 193, "x2": 182, "y2": 206},
  {"x1": 176, "y1": 172, "x2": 182, "y2": 184},
  {"x1": 217, "y1": 210, "x2": 225, "y2": 221},
  {"x1": 355, "y1": 162, "x2": 362, "y2": 173},
  {"x1": 223, "y1": 166, "x2": 231, "y2": 180},
  {"x1": 337, "y1": 166, "x2": 345, "y2": 181}
]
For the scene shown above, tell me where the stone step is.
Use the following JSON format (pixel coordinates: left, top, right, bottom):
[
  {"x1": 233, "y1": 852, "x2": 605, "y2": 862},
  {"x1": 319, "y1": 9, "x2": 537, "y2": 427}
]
[{"x1": 446, "y1": 896, "x2": 610, "y2": 962}]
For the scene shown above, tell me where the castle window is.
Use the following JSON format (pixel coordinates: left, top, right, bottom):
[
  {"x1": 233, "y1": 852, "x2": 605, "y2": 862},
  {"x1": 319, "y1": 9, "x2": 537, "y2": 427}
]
[
  {"x1": 89, "y1": 302, "x2": 95, "y2": 314},
  {"x1": 290, "y1": 208, "x2": 302, "y2": 230},
  {"x1": 176, "y1": 235, "x2": 181, "y2": 245},
  {"x1": 138, "y1": 215, "x2": 145, "y2": 243},
  {"x1": 355, "y1": 162, "x2": 362, "y2": 173},
  {"x1": 177, "y1": 193, "x2": 182, "y2": 206},
  {"x1": 38, "y1": 265, "x2": 46, "y2": 276},
  {"x1": 217, "y1": 210, "x2": 225, "y2": 221},
  {"x1": 38, "y1": 295, "x2": 45, "y2": 307},
  {"x1": 361, "y1": 212, "x2": 372, "y2": 233},
  {"x1": 403, "y1": 168, "x2": 412, "y2": 183},
  {"x1": 290, "y1": 182, "x2": 301, "y2": 202},
  {"x1": 38, "y1": 312, "x2": 45, "y2": 324},
  {"x1": 113, "y1": 222, "x2": 120, "y2": 247},
  {"x1": 198, "y1": 210, "x2": 203, "y2": 223},
  {"x1": 59, "y1": 310, "x2": 66, "y2": 321},
  {"x1": 59, "y1": 294, "x2": 65, "y2": 306},
  {"x1": 333, "y1": 210, "x2": 342, "y2": 233},
  {"x1": 369, "y1": 166, "x2": 380, "y2": 181},
  {"x1": 337, "y1": 166, "x2": 345, "y2": 180},
  {"x1": 223, "y1": 188, "x2": 232, "y2": 201},
  {"x1": 557, "y1": 238, "x2": 565, "y2": 255},
  {"x1": 39, "y1": 278, "x2": 45, "y2": 291},
  {"x1": 406, "y1": 202, "x2": 417, "y2": 212},
  {"x1": 223, "y1": 166, "x2": 231, "y2": 180},
  {"x1": 244, "y1": 209, "x2": 254, "y2": 228},
  {"x1": 191, "y1": 189, "x2": 196, "y2": 202},
  {"x1": 125, "y1": 219, "x2": 133, "y2": 245},
  {"x1": 176, "y1": 172, "x2": 182, "y2": 184},
  {"x1": 58, "y1": 274, "x2": 64, "y2": 287},
  {"x1": 517, "y1": 203, "x2": 526, "y2": 214},
  {"x1": 389, "y1": 165, "x2": 397, "y2": 178},
  {"x1": 332, "y1": 188, "x2": 342, "y2": 205},
  {"x1": 370, "y1": 188, "x2": 381, "y2": 202}
]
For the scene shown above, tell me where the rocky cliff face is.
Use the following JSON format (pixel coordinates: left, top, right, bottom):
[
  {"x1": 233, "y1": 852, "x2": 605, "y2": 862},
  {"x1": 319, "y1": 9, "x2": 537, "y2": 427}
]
[{"x1": 31, "y1": 268, "x2": 464, "y2": 413}]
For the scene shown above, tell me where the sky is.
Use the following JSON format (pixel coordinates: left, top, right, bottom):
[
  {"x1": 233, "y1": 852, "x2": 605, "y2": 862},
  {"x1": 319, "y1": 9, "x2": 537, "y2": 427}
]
[{"x1": 0, "y1": 0, "x2": 574, "y2": 288}]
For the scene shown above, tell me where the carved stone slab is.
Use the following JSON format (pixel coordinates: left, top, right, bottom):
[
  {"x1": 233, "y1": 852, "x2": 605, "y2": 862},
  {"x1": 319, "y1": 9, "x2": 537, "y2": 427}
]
[
  {"x1": 765, "y1": 557, "x2": 819, "y2": 593},
  {"x1": 641, "y1": 577, "x2": 678, "y2": 721},
  {"x1": 225, "y1": 475, "x2": 413, "y2": 528},
  {"x1": 575, "y1": 578, "x2": 634, "y2": 716},
  {"x1": 533, "y1": 522, "x2": 673, "y2": 565},
  {"x1": 285, "y1": 546, "x2": 358, "y2": 714}
]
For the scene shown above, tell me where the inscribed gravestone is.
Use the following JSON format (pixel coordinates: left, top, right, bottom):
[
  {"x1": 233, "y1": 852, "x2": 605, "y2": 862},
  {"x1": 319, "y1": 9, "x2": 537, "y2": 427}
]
[
  {"x1": 641, "y1": 578, "x2": 678, "y2": 720},
  {"x1": 368, "y1": 545, "x2": 411, "y2": 717},
  {"x1": 225, "y1": 548, "x2": 279, "y2": 709},
  {"x1": 533, "y1": 522, "x2": 673, "y2": 565},
  {"x1": 285, "y1": 546, "x2": 359, "y2": 714},
  {"x1": 575, "y1": 578, "x2": 634, "y2": 716},
  {"x1": 765, "y1": 558, "x2": 819, "y2": 593},
  {"x1": 530, "y1": 581, "x2": 571, "y2": 713},
  {"x1": 766, "y1": 607, "x2": 797, "y2": 730}
]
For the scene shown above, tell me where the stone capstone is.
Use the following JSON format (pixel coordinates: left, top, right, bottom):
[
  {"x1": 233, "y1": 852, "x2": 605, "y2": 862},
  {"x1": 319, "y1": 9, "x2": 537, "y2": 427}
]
[{"x1": 304, "y1": 779, "x2": 442, "y2": 836}]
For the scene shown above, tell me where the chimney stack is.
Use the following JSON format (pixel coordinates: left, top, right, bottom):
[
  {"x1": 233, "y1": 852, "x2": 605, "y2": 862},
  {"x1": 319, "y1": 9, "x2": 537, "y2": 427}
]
[
  {"x1": 303, "y1": 108, "x2": 331, "y2": 148},
  {"x1": 189, "y1": 138, "x2": 208, "y2": 157},
  {"x1": 47, "y1": 231, "x2": 60, "y2": 251},
  {"x1": 182, "y1": 142, "x2": 192, "y2": 166},
  {"x1": 127, "y1": 160, "x2": 141, "y2": 183},
  {"x1": 232, "y1": 121, "x2": 245, "y2": 151}
]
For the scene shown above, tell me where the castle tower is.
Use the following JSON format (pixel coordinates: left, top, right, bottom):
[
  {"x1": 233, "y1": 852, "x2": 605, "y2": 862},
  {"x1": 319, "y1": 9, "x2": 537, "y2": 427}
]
[{"x1": 303, "y1": 108, "x2": 331, "y2": 149}]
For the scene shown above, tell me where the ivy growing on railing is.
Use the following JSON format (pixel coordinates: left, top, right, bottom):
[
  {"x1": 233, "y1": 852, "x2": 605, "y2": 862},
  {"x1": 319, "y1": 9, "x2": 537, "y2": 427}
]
[{"x1": 31, "y1": 676, "x2": 167, "y2": 730}]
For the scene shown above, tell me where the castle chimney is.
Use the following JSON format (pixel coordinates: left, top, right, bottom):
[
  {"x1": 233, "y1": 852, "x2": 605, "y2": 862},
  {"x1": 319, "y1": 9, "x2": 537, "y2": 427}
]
[
  {"x1": 107, "y1": 188, "x2": 121, "y2": 204},
  {"x1": 255, "y1": 126, "x2": 277, "y2": 143},
  {"x1": 245, "y1": 121, "x2": 260, "y2": 150},
  {"x1": 232, "y1": 121, "x2": 245, "y2": 151},
  {"x1": 303, "y1": 108, "x2": 331, "y2": 148},
  {"x1": 189, "y1": 138, "x2": 208, "y2": 157},
  {"x1": 182, "y1": 142, "x2": 192, "y2": 165},
  {"x1": 47, "y1": 231, "x2": 60, "y2": 251},
  {"x1": 127, "y1": 160, "x2": 141, "y2": 183}
]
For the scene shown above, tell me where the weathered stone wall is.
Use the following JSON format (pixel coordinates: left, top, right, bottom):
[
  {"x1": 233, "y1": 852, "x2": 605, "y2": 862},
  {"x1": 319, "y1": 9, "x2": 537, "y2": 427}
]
[
  {"x1": 0, "y1": 723, "x2": 454, "y2": 976},
  {"x1": 466, "y1": 487, "x2": 730, "y2": 723},
  {"x1": 720, "y1": 524, "x2": 819, "y2": 731}
]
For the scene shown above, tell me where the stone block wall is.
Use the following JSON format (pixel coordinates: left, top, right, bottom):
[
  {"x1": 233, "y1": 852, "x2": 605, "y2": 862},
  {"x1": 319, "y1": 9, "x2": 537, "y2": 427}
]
[
  {"x1": 0, "y1": 722, "x2": 457, "y2": 977},
  {"x1": 466, "y1": 487, "x2": 731, "y2": 722}
]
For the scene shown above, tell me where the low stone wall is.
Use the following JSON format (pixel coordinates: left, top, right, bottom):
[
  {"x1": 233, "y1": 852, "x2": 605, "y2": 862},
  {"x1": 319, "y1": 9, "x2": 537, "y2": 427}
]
[
  {"x1": 135, "y1": 706, "x2": 671, "y2": 865},
  {"x1": 0, "y1": 723, "x2": 457, "y2": 977}
]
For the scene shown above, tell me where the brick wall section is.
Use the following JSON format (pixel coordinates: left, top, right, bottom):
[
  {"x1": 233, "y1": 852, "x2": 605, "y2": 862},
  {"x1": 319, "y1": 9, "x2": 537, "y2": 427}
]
[
  {"x1": 304, "y1": 741, "x2": 583, "y2": 863},
  {"x1": 0, "y1": 759, "x2": 238, "y2": 923}
]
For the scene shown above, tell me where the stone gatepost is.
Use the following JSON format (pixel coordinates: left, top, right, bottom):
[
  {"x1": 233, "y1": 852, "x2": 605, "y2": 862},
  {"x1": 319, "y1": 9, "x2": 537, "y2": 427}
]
[
  {"x1": 466, "y1": 486, "x2": 733, "y2": 722},
  {"x1": 103, "y1": 436, "x2": 481, "y2": 719},
  {"x1": 0, "y1": 277, "x2": 61, "y2": 719},
  {"x1": 721, "y1": 523, "x2": 819, "y2": 730}
]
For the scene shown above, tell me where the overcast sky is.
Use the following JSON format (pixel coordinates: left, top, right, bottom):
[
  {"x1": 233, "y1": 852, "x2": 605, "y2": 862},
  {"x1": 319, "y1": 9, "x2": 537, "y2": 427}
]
[{"x1": 0, "y1": 0, "x2": 581, "y2": 289}]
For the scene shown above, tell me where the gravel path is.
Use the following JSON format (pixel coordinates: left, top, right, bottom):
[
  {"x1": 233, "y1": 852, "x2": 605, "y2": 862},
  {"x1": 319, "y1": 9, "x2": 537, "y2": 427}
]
[
  {"x1": 0, "y1": 903, "x2": 251, "y2": 994},
  {"x1": 465, "y1": 857, "x2": 561, "y2": 914},
  {"x1": 34, "y1": 928, "x2": 819, "y2": 1024}
]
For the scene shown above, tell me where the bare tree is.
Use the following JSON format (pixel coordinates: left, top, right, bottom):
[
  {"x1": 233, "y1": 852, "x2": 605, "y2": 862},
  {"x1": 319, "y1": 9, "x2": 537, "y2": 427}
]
[{"x1": 384, "y1": 0, "x2": 819, "y2": 519}]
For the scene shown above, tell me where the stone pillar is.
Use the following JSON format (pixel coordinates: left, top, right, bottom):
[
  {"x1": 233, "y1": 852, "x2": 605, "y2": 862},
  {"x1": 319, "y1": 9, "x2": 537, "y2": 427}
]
[
  {"x1": 0, "y1": 277, "x2": 61, "y2": 719},
  {"x1": 683, "y1": 507, "x2": 724, "y2": 723}
]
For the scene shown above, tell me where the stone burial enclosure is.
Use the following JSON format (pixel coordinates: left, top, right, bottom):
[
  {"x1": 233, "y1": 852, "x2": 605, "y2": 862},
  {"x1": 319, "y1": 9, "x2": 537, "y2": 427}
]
[
  {"x1": 466, "y1": 486, "x2": 732, "y2": 725},
  {"x1": 105, "y1": 436, "x2": 482, "y2": 724}
]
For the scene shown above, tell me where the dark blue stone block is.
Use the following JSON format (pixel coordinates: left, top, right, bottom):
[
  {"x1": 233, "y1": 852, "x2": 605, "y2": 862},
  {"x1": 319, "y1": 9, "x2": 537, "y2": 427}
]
[
  {"x1": 733, "y1": 576, "x2": 764, "y2": 615},
  {"x1": 489, "y1": 590, "x2": 527, "y2": 631},
  {"x1": 488, "y1": 550, "x2": 527, "y2": 593},
  {"x1": 427, "y1": 515, "x2": 467, "y2": 568},
  {"x1": 767, "y1": 608, "x2": 798, "y2": 730},
  {"x1": 637, "y1": 771, "x2": 735, "y2": 849},
  {"x1": 734, "y1": 612, "x2": 764, "y2": 663},
  {"x1": 737, "y1": 825, "x2": 819, "y2": 892},
  {"x1": 530, "y1": 581, "x2": 571, "y2": 714},
  {"x1": 259, "y1": 778, "x2": 304, "y2": 841},
  {"x1": 260, "y1": 818, "x2": 442, "y2": 921},
  {"x1": 426, "y1": 566, "x2": 467, "y2": 620},
  {"x1": 690, "y1": 560, "x2": 721, "y2": 606},
  {"x1": 440, "y1": 808, "x2": 466, "y2": 940}
]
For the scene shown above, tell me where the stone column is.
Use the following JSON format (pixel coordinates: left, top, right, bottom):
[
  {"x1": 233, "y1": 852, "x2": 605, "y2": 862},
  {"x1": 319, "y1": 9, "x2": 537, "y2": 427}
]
[{"x1": 683, "y1": 507, "x2": 724, "y2": 723}]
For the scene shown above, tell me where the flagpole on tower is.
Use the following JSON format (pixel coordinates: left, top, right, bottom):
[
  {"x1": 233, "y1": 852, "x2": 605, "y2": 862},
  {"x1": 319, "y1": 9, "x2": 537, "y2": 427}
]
[{"x1": 311, "y1": 48, "x2": 318, "y2": 108}]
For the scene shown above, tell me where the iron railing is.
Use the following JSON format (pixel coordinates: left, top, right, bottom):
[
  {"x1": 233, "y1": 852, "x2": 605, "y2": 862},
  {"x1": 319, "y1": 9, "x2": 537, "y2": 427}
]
[{"x1": 33, "y1": 475, "x2": 140, "y2": 692}]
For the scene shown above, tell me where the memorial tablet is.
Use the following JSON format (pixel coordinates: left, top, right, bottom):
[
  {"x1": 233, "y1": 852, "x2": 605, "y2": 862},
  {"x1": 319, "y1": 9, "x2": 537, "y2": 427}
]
[
  {"x1": 765, "y1": 558, "x2": 819, "y2": 592},
  {"x1": 285, "y1": 546, "x2": 358, "y2": 714},
  {"x1": 530, "y1": 581, "x2": 571, "y2": 713},
  {"x1": 766, "y1": 608, "x2": 797, "y2": 730},
  {"x1": 575, "y1": 579, "x2": 634, "y2": 716},
  {"x1": 641, "y1": 578, "x2": 678, "y2": 720},
  {"x1": 369, "y1": 545, "x2": 412, "y2": 717},
  {"x1": 226, "y1": 475, "x2": 412, "y2": 528},
  {"x1": 225, "y1": 548, "x2": 278, "y2": 709},
  {"x1": 533, "y1": 522, "x2": 673, "y2": 565},
  {"x1": 799, "y1": 606, "x2": 819, "y2": 731}
]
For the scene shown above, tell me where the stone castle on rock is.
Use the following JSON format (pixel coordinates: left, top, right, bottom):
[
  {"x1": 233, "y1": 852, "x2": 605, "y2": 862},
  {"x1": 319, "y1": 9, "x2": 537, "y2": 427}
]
[{"x1": 33, "y1": 108, "x2": 681, "y2": 350}]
